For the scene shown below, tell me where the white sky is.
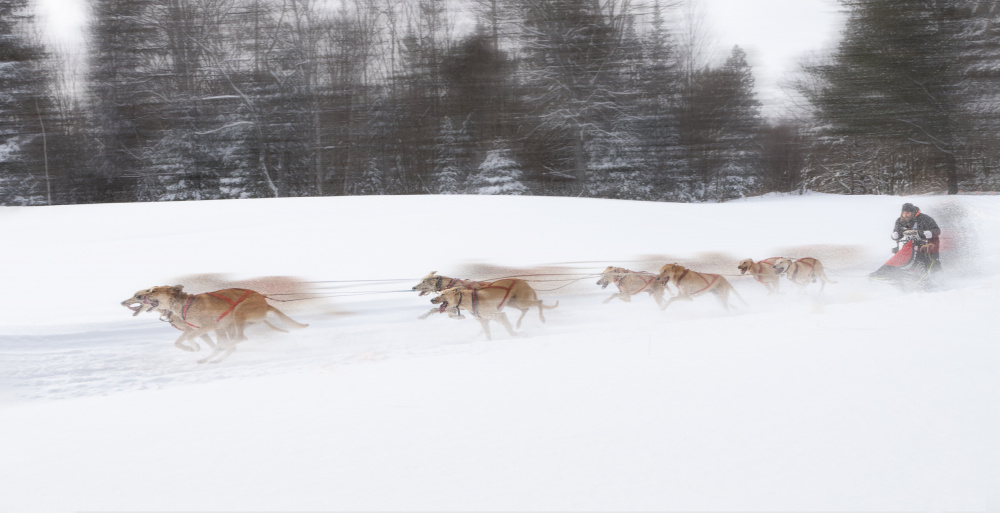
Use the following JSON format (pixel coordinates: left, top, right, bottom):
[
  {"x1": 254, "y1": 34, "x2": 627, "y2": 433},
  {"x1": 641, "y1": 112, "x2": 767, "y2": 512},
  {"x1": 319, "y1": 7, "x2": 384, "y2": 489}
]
[
  {"x1": 34, "y1": 0, "x2": 845, "y2": 118},
  {"x1": 700, "y1": 0, "x2": 846, "y2": 118}
]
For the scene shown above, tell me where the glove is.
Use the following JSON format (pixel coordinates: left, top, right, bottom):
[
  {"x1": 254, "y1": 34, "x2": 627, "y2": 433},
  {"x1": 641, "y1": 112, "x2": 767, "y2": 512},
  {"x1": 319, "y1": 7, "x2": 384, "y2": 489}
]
[
  {"x1": 923, "y1": 230, "x2": 933, "y2": 239},
  {"x1": 891, "y1": 231, "x2": 900, "y2": 240}
]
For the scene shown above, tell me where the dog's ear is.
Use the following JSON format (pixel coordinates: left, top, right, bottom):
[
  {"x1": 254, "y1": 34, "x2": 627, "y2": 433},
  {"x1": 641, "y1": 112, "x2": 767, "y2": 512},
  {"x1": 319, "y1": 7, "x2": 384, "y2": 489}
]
[{"x1": 172, "y1": 285, "x2": 184, "y2": 293}]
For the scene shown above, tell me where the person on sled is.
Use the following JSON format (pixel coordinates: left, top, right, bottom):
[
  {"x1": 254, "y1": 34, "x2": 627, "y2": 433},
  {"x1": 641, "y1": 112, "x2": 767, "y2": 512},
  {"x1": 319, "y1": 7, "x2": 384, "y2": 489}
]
[{"x1": 891, "y1": 202, "x2": 942, "y2": 270}]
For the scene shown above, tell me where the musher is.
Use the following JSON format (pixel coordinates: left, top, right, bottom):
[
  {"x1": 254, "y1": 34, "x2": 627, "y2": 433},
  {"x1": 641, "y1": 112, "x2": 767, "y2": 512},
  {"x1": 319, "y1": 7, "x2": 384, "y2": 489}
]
[{"x1": 891, "y1": 202, "x2": 942, "y2": 270}]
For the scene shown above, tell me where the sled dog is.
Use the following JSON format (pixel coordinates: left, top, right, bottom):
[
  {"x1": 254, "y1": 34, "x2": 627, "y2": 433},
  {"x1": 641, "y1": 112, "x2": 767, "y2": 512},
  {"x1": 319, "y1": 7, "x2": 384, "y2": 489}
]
[
  {"x1": 596, "y1": 266, "x2": 672, "y2": 307},
  {"x1": 123, "y1": 287, "x2": 232, "y2": 351},
  {"x1": 412, "y1": 271, "x2": 557, "y2": 328},
  {"x1": 737, "y1": 257, "x2": 783, "y2": 294},
  {"x1": 430, "y1": 286, "x2": 519, "y2": 341},
  {"x1": 123, "y1": 285, "x2": 308, "y2": 364},
  {"x1": 772, "y1": 257, "x2": 836, "y2": 291},
  {"x1": 656, "y1": 263, "x2": 746, "y2": 311}
]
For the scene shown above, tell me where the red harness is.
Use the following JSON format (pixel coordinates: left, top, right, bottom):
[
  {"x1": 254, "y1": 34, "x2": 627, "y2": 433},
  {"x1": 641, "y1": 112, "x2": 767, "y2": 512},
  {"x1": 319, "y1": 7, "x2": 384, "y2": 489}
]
[
  {"x1": 679, "y1": 269, "x2": 719, "y2": 295},
  {"x1": 752, "y1": 258, "x2": 780, "y2": 284},
  {"x1": 463, "y1": 281, "x2": 516, "y2": 317},
  {"x1": 181, "y1": 289, "x2": 253, "y2": 329},
  {"x1": 791, "y1": 258, "x2": 816, "y2": 281},
  {"x1": 616, "y1": 273, "x2": 656, "y2": 294}
]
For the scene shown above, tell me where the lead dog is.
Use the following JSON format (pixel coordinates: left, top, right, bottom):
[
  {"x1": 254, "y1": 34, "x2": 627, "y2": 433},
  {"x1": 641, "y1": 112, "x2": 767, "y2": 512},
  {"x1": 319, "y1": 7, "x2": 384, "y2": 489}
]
[
  {"x1": 772, "y1": 257, "x2": 836, "y2": 291},
  {"x1": 737, "y1": 257, "x2": 783, "y2": 294},
  {"x1": 122, "y1": 287, "x2": 227, "y2": 351},
  {"x1": 430, "y1": 286, "x2": 518, "y2": 340},
  {"x1": 412, "y1": 271, "x2": 557, "y2": 328},
  {"x1": 124, "y1": 285, "x2": 308, "y2": 363},
  {"x1": 596, "y1": 266, "x2": 672, "y2": 307},
  {"x1": 656, "y1": 263, "x2": 746, "y2": 311}
]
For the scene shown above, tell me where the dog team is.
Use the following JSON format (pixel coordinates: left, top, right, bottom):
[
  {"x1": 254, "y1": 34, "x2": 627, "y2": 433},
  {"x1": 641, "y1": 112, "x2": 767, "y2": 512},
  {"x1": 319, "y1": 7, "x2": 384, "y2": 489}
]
[{"x1": 121, "y1": 256, "x2": 833, "y2": 363}]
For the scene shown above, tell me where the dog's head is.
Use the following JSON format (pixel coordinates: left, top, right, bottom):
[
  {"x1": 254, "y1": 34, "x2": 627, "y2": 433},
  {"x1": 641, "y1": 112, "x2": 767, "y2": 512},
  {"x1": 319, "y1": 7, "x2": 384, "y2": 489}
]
[
  {"x1": 121, "y1": 288, "x2": 157, "y2": 316},
  {"x1": 772, "y1": 258, "x2": 793, "y2": 275},
  {"x1": 737, "y1": 258, "x2": 754, "y2": 274},
  {"x1": 412, "y1": 271, "x2": 442, "y2": 296},
  {"x1": 429, "y1": 286, "x2": 464, "y2": 313},
  {"x1": 657, "y1": 263, "x2": 684, "y2": 284},
  {"x1": 596, "y1": 266, "x2": 627, "y2": 289},
  {"x1": 138, "y1": 285, "x2": 185, "y2": 314}
]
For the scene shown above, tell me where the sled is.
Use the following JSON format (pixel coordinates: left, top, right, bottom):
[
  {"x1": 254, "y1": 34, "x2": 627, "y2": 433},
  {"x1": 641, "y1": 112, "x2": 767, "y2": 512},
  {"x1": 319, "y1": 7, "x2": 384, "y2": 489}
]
[{"x1": 868, "y1": 231, "x2": 939, "y2": 290}]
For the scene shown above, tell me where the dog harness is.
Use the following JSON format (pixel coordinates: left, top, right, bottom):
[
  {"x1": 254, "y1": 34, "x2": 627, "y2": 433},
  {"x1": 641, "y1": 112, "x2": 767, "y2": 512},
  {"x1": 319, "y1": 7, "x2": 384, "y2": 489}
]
[
  {"x1": 751, "y1": 258, "x2": 780, "y2": 284},
  {"x1": 678, "y1": 269, "x2": 720, "y2": 295},
  {"x1": 790, "y1": 258, "x2": 816, "y2": 282},
  {"x1": 615, "y1": 273, "x2": 657, "y2": 294},
  {"x1": 181, "y1": 289, "x2": 254, "y2": 329},
  {"x1": 457, "y1": 282, "x2": 515, "y2": 319}
]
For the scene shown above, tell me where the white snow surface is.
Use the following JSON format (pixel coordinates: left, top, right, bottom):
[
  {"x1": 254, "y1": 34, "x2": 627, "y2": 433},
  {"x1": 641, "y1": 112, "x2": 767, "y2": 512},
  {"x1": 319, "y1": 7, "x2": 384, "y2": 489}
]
[{"x1": 1, "y1": 193, "x2": 999, "y2": 512}]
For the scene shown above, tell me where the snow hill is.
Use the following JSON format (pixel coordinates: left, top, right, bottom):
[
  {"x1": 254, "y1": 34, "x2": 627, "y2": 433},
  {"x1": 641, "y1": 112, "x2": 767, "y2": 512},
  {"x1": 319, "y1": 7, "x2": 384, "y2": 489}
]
[{"x1": 1, "y1": 193, "x2": 999, "y2": 512}]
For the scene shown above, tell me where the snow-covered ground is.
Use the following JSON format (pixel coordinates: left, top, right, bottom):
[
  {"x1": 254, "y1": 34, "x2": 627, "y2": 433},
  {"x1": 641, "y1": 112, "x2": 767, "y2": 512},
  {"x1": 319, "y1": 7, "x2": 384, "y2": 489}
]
[{"x1": 1, "y1": 193, "x2": 999, "y2": 512}]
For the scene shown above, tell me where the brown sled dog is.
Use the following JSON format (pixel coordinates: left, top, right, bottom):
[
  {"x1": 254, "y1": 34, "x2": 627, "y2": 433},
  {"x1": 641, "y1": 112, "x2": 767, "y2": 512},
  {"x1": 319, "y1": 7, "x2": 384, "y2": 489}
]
[
  {"x1": 412, "y1": 271, "x2": 557, "y2": 328},
  {"x1": 430, "y1": 286, "x2": 519, "y2": 340},
  {"x1": 596, "y1": 266, "x2": 672, "y2": 307},
  {"x1": 737, "y1": 257, "x2": 783, "y2": 294},
  {"x1": 123, "y1": 285, "x2": 308, "y2": 363},
  {"x1": 123, "y1": 287, "x2": 229, "y2": 351},
  {"x1": 772, "y1": 257, "x2": 837, "y2": 291},
  {"x1": 656, "y1": 263, "x2": 746, "y2": 311}
]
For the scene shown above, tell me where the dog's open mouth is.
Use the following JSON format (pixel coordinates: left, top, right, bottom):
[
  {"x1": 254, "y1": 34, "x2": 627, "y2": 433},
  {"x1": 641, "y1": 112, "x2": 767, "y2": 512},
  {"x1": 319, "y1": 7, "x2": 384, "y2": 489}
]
[
  {"x1": 122, "y1": 299, "x2": 144, "y2": 316},
  {"x1": 121, "y1": 297, "x2": 158, "y2": 316}
]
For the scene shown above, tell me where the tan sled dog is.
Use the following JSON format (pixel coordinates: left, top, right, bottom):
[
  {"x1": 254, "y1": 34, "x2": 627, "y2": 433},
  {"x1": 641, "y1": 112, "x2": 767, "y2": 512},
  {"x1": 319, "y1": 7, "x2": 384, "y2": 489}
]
[
  {"x1": 412, "y1": 271, "x2": 558, "y2": 328},
  {"x1": 772, "y1": 257, "x2": 836, "y2": 291},
  {"x1": 737, "y1": 257, "x2": 783, "y2": 294},
  {"x1": 123, "y1": 287, "x2": 228, "y2": 351},
  {"x1": 596, "y1": 266, "x2": 672, "y2": 307},
  {"x1": 656, "y1": 263, "x2": 746, "y2": 311},
  {"x1": 128, "y1": 285, "x2": 308, "y2": 363},
  {"x1": 430, "y1": 286, "x2": 518, "y2": 340}
]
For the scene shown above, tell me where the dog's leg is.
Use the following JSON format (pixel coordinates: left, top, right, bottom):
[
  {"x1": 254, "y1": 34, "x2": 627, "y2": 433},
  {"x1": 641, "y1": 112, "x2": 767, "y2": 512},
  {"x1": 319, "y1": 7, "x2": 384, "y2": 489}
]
[
  {"x1": 660, "y1": 294, "x2": 691, "y2": 310},
  {"x1": 602, "y1": 293, "x2": 620, "y2": 304},
  {"x1": 509, "y1": 307, "x2": 529, "y2": 329},
  {"x1": 498, "y1": 312, "x2": 518, "y2": 337},
  {"x1": 478, "y1": 318, "x2": 493, "y2": 341},
  {"x1": 197, "y1": 331, "x2": 238, "y2": 364},
  {"x1": 714, "y1": 288, "x2": 731, "y2": 310},
  {"x1": 174, "y1": 327, "x2": 214, "y2": 352},
  {"x1": 205, "y1": 341, "x2": 238, "y2": 364},
  {"x1": 199, "y1": 334, "x2": 217, "y2": 350}
]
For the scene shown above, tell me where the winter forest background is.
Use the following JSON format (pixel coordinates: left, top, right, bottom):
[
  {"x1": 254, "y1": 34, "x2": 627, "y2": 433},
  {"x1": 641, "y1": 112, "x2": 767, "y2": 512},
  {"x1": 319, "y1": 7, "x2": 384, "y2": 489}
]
[{"x1": 1, "y1": 0, "x2": 999, "y2": 206}]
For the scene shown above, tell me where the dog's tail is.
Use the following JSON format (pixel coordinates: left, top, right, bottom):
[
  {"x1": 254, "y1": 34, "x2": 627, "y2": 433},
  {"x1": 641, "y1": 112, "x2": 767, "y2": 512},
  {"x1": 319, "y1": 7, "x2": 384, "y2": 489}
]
[
  {"x1": 543, "y1": 300, "x2": 559, "y2": 310},
  {"x1": 266, "y1": 305, "x2": 310, "y2": 329}
]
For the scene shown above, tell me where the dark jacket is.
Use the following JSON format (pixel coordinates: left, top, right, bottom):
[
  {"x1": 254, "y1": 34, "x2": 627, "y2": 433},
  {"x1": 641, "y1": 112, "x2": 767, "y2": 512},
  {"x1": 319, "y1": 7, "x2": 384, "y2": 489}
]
[{"x1": 892, "y1": 211, "x2": 941, "y2": 253}]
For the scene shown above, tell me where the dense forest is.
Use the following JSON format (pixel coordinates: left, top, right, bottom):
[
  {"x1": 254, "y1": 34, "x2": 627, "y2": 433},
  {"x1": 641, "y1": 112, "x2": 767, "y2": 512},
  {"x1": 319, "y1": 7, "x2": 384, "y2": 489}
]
[{"x1": 1, "y1": 0, "x2": 999, "y2": 205}]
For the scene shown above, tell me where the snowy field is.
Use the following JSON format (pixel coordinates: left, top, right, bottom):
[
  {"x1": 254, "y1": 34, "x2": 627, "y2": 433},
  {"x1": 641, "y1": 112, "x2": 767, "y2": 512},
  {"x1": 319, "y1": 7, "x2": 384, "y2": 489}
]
[{"x1": 1, "y1": 193, "x2": 999, "y2": 512}]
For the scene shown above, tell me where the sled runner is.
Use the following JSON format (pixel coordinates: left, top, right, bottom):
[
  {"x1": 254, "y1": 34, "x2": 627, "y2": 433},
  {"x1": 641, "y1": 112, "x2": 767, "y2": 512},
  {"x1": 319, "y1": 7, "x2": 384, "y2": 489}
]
[{"x1": 868, "y1": 231, "x2": 939, "y2": 290}]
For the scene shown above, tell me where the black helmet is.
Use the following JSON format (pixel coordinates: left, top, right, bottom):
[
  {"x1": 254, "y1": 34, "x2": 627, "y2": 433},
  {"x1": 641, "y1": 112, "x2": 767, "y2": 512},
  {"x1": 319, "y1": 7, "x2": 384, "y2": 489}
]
[{"x1": 901, "y1": 203, "x2": 919, "y2": 213}]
